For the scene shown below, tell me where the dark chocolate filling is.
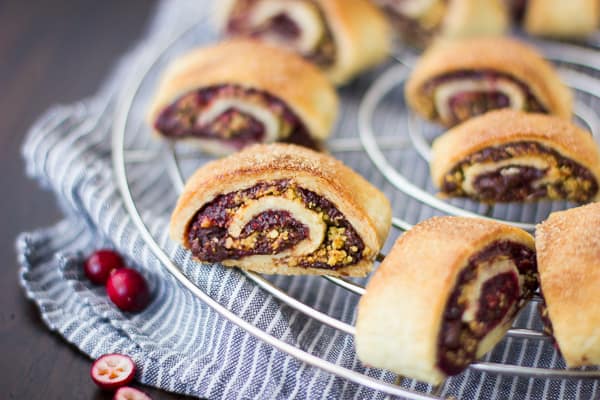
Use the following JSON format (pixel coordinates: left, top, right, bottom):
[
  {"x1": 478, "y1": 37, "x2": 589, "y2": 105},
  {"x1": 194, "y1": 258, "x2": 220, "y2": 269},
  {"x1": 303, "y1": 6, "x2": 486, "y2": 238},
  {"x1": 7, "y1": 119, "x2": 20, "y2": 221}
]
[
  {"x1": 437, "y1": 241, "x2": 538, "y2": 375},
  {"x1": 424, "y1": 70, "x2": 547, "y2": 124},
  {"x1": 186, "y1": 180, "x2": 365, "y2": 270},
  {"x1": 440, "y1": 141, "x2": 598, "y2": 202},
  {"x1": 226, "y1": 0, "x2": 336, "y2": 66},
  {"x1": 154, "y1": 84, "x2": 318, "y2": 151}
]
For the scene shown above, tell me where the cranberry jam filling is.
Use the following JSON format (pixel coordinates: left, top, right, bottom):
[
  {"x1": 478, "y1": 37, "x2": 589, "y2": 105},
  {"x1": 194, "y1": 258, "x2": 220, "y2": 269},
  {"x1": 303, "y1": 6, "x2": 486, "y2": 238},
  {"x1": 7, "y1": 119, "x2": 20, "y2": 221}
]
[
  {"x1": 425, "y1": 70, "x2": 547, "y2": 122},
  {"x1": 154, "y1": 85, "x2": 318, "y2": 151},
  {"x1": 437, "y1": 241, "x2": 538, "y2": 376},
  {"x1": 268, "y1": 13, "x2": 302, "y2": 39},
  {"x1": 448, "y1": 91, "x2": 510, "y2": 123},
  {"x1": 472, "y1": 166, "x2": 547, "y2": 202},
  {"x1": 441, "y1": 141, "x2": 598, "y2": 202},
  {"x1": 186, "y1": 180, "x2": 365, "y2": 270},
  {"x1": 226, "y1": 0, "x2": 336, "y2": 66}
]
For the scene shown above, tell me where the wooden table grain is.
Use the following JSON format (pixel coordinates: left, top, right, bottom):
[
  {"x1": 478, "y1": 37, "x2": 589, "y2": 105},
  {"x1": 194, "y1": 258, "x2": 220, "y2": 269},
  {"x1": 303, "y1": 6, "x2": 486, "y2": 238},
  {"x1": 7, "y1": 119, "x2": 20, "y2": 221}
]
[{"x1": 0, "y1": 1, "x2": 193, "y2": 398}]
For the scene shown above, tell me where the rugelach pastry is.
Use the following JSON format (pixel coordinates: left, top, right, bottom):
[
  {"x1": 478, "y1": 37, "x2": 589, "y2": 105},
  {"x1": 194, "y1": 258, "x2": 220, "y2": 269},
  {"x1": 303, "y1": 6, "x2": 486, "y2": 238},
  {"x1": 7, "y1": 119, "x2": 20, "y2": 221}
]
[
  {"x1": 148, "y1": 40, "x2": 338, "y2": 155},
  {"x1": 218, "y1": 0, "x2": 391, "y2": 85},
  {"x1": 170, "y1": 143, "x2": 392, "y2": 277},
  {"x1": 374, "y1": 0, "x2": 508, "y2": 48},
  {"x1": 355, "y1": 216, "x2": 537, "y2": 384},
  {"x1": 405, "y1": 37, "x2": 572, "y2": 126},
  {"x1": 430, "y1": 110, "x2": 600, "y2": 203},
  {"x1": 536, "y1": 203, "x2": 600, "y2": 367},
  {"x1": 524, "y1": 0, "x2": 600, "y2": 39}
]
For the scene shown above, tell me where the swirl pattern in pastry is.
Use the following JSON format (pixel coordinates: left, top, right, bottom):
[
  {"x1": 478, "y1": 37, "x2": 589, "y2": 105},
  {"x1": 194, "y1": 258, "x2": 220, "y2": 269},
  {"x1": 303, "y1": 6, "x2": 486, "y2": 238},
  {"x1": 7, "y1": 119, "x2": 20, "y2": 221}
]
[
  {"x1": 405, "y1": 37, "x2": 572, "y2": 126},
  {"x1": 355, "y1": 216, "x2": 537, "y2": 384},
  {"x1": 148, "y1": 40, "x2": 338, "y2": 155},
  {"x1": 218, "y1": 0, "x2": 391, "y2": 85},
  {"x1": 170, "y1": 143, "x2": 392, "y2": 276},
  {"x1": 430, "y1": 110, "x2": 600, "y2": 203}
]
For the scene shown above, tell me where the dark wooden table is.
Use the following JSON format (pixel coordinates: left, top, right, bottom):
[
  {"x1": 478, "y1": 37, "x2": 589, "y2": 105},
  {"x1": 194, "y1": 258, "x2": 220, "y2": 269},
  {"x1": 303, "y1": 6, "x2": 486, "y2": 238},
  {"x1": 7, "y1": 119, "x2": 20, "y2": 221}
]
[{"x1": 0, "y1": 1, "x2": 191, "y2": 398}]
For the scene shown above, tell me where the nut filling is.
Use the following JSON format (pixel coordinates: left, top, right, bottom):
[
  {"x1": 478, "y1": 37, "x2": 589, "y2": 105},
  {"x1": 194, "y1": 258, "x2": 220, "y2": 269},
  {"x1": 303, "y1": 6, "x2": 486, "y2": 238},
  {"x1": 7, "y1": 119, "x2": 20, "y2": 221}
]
[
  {"x1": 440, "y1": 141, "x2": 598, "y2": 202},
  {"x1": 186, "y1": 180, "x2": 365, "y2": 269},
  {"x1": 437, "y1": 241, "x2": 538, "y2": 375},
  {"x1": 226, "y1": 0, "x2": 336, "y2": 66},
  {"x1": 155, "y1": 85, "x2": 318, "y2": 150},
  {"x1": 424, "y1": 70, "x2": 547, "y2": 125}
]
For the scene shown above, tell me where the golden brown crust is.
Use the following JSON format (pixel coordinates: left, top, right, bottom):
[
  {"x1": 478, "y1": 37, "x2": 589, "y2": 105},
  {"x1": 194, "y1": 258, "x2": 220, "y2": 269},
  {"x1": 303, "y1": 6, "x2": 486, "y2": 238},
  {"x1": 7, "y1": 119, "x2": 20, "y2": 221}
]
[
  {"x1": 430, "y1": 110, "x2": 600, "y2": 199},
  {"x1": 317, "y1": 0, "x2": 391, "y2": 85},
  {"x1": 536, "y1": 202, "x2": 600, "y2": 367},
  {"x1": 405, "y1": 37, "x2": 572, "y2": 124},
  {"x1": 355, "y1": 216, "x2": 534, "y2": 384},
  {"x1": 170, "y1": 143, "x2": 392, "y2": 276},
  {"x1": 148, "y1": 39, "x2": 338, "y2": 141},
  {"x1": 442, "y1": 0, "x2": 509, "y2": 39},
  {"x1": 524, "y1": 0, "x2": 600, "y2": 38}
]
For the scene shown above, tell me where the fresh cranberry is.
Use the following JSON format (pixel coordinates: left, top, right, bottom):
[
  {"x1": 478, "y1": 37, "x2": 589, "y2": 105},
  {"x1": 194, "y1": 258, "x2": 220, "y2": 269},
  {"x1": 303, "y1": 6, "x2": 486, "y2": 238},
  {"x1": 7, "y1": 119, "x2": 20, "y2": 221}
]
[
  {"x1": 106, "y1": 268, "x2": 150, "y2": 312},
  {"x1": 90, "y1": 353, "x2": 135, "y2": 390},
  {"x1": 85, "y1": 249, "x2": 126, "y2": 285},
  {"x1": 113, "y1": 386, "x2": 152, "y2": 400}
]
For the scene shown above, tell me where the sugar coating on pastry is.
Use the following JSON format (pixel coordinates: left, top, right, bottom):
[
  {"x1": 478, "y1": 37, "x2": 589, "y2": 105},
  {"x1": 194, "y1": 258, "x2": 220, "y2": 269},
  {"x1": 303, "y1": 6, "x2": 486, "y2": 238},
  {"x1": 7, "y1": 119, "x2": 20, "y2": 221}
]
[
  {"x1": 524, "y1": 0, "x2": 600, "y2": 38},
  {"x1": 405, "y1": 37, "x2": 572, "y2": 126},
  {"x1": 170, "y1": 143, "x2": 392, "y2": 277},
  {"x1": 148, "y1": 39, "x2": 338, "y2": 154},
  {"x1": 535, "y1": 202, "x2": 600, "y2": 367},
  {"x1": 356, "y1": 216, "x2": 537, "y2": 384},
  {"x1": 218, "y1": 0, "x2": 391, "y2": 85},
  {"x1": 430, "y1": 110, "x2": 600, "y2": 203}
]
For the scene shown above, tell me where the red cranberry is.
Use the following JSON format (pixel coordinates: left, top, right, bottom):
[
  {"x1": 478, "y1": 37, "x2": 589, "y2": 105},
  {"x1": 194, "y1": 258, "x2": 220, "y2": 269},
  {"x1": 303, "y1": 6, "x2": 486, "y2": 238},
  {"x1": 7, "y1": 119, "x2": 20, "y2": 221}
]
[
  {"x1": 113, "y1": 386, "x2": 152, "y2": 400},
  {"x1": 85, "y1": 249, "x2": 126, "y2": 285},
  {"x1": 106, "y1": 268, "x2": 150, "y2": 312},
  {"x1": 90, "y1": 353, "x2": 135, "y2": 390}
]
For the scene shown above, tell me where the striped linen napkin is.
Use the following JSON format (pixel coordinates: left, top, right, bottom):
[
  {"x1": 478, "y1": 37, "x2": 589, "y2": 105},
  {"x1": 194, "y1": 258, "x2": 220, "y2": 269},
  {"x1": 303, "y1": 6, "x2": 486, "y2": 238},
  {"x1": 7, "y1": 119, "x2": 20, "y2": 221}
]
[{"x1": 17, "y1": 0, "x2": 599, "y2": 398}]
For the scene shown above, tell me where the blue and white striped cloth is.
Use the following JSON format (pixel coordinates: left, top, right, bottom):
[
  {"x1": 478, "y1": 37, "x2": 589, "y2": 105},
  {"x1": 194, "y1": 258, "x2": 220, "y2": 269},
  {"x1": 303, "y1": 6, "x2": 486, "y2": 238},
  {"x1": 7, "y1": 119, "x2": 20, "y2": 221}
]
[{"x1": 17, "y1": 1, "x2": 599, "y2": 399}]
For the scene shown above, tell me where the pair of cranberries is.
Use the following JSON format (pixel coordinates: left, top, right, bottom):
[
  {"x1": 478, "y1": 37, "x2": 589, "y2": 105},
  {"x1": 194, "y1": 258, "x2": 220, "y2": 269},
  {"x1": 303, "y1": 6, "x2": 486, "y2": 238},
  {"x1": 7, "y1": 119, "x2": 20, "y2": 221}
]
[{"x1": 84, "y1": 249, "x2": 150, "y2": 312}]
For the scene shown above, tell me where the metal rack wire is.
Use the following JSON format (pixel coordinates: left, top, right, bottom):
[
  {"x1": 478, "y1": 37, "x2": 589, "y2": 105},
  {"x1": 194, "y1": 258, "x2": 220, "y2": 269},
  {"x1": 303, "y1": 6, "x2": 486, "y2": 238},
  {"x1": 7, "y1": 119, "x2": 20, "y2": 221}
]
[{"x1": 111, "y1": 19, "x2": 600, "y2": 399}]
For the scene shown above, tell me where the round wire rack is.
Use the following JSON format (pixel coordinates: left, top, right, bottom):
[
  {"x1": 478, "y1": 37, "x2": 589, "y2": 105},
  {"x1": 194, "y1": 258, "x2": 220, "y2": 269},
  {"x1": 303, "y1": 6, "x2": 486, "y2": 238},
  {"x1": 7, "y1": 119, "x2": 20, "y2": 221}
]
[{"x1": 112, "y1": 18, "x2": 600, "y2": 399}]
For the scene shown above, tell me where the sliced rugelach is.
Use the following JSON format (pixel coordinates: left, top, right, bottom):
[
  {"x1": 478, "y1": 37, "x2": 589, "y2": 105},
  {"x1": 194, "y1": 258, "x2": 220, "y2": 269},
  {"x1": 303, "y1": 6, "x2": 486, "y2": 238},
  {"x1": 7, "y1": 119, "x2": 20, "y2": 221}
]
[
  {"x1": 374, "y1": 0, "x2": 508, "y2": 48},
  {"x1": 356, "y1": 216, "x2": 537, "y2": 384},
  {"x1": 148, "y1": 39, "x2": 338, "y2": 155},
  {"x1": 405, "y1": 37, "x2": 572, "y2": 126},
  {"x1": 536, "y1": 203, "x2": 600, "y2": 367},
  {"x1": 430, "y1": 110, "x2": 600, "y2": 203},
  {"x1": 170, "y1": 143, "x2": 392, "y2": 277},
  {"x1": 218, "y1": 0, "x2": 391, "y2": 85},
  {"x1": 524, "y1": 0, "x2": 600, "y2": 38}
]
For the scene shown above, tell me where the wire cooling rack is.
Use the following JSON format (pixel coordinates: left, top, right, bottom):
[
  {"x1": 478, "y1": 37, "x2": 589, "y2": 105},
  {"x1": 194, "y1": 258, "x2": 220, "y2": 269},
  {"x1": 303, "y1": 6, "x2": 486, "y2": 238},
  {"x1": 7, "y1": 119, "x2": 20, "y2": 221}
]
[{"x1": 111, "y1": 17, "x2": 600, "y2": 399}]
